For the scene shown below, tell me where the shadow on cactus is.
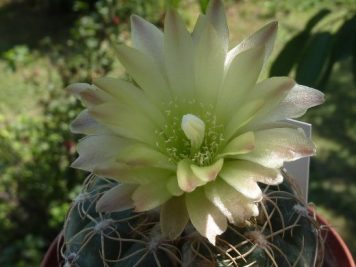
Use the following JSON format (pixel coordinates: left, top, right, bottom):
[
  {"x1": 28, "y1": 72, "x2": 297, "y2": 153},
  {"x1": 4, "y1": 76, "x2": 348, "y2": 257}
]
[{"x1": 61, "y1": 0, "x2": 325, "y2": 266}]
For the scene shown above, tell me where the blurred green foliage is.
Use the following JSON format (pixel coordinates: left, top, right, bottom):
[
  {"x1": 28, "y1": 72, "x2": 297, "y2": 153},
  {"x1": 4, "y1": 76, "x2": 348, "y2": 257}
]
[
  {"x1": 270, "y1": 9, "x2": 356, "y2": 89},
  {"x1": 269, "y1": 2, "x2": 356, "y2": 259},
  {"x1": 2, "y1": 45, "x2": 33, "y2": 71},
  {"x1": 0, "y1": 49, "x2": 72, "y2": 267},
  {"x1": 258, "y1": 0, "x2": 356, "y2": 13},
  {"x1": 0, "y1": 90, "x2": 84, "y2": 266},
  {"x1": 45, "y1": 0, "x2": 167, "y2": 85},
  {"x1": 0, "y1": 0, "x2": 167, "y2": 266}
]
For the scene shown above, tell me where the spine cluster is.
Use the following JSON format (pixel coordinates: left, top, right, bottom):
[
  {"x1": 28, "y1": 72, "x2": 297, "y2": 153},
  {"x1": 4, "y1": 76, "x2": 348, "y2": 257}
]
[{"x1": 61, "y1": 173, "x2": 324, "y2": 267}]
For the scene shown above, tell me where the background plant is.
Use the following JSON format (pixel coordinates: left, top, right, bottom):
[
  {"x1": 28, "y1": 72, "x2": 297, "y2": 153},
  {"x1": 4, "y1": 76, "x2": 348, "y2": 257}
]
[
  {"x1": 268, "y1": 6, "x2": 356, "y2": 259},
  {"x1": 0, "y1": 1, "x2": 166, "y2": 266}
]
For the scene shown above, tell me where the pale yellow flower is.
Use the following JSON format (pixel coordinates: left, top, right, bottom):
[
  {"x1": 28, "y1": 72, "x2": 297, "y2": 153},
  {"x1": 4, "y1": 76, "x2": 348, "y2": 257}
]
[{"x1": 68, "y1": 0, "x2": 324, "y2": 244}]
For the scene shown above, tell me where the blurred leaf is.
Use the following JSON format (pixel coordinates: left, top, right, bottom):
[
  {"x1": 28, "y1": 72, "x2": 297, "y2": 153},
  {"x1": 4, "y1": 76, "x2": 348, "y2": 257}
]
[
  {"x1": 0, "y1": 1, "x2": 169, "y2": 265},
  {"x1": 304, "y1": 9, "x2": 331, "y2": 30},
  {"x1": 270, "y1": 9, "x2": 330, "y2": 77},
  {"x1": 353, "y1": 38, "x2": 356, "y2": 84},
  {"x1": 2, "y1": 45, "x2": 33, "y2": 71},
  {"x1": 270, "y1": 31, "x2": 310, "y2": 76},
  {"x1": 199, "y1": 0, "x2": 210, "y2": 13},
  {"x1": 295, "y1": 32, "x2": 333, "y2": 88},
  {"x1": 165, "y1": 0, "x2": 182, "y2": 9},
  {"x1": 319, "y1": 15, "x2": 356, "y2": 87},
  {"x1": 331, "y1": 16, "x2": 356, "y2": 61},
  {"x1": 73, "y1": 0, "x2": 91, "y2": 12},
  {"x1": 336, "y1": 15, "x2": 356, "y2": 85}
]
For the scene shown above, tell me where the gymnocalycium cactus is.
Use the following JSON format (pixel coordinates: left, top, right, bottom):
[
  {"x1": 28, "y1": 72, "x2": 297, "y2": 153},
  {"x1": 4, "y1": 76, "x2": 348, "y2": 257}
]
[{"x1": 62, "y1": 0, "x2": 325, "y2": 266}]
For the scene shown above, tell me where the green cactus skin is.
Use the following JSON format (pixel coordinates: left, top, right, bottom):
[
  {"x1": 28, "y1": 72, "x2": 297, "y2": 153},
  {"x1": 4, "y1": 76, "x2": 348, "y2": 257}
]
[{"x1": 61, "y1": 173, "x2": 324, "y2": 267}]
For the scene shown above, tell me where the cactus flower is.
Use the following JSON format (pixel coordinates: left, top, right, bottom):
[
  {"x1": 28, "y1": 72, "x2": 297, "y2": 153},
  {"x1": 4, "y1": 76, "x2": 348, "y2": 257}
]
[{"x1": 68, "y1": 0, "x2": 324, "y2": 244}]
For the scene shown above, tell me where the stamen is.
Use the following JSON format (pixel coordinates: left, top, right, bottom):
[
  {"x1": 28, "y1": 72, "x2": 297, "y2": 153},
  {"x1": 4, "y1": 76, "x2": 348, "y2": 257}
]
[{"x1": 155, "y1": 99, "x2": 224, "y2": 166}]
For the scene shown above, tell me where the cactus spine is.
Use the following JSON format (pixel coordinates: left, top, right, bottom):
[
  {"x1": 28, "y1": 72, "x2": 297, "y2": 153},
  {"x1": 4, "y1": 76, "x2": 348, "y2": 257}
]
[{"x1": 61, "y1": 173, "x2": 324, "y2": 267}]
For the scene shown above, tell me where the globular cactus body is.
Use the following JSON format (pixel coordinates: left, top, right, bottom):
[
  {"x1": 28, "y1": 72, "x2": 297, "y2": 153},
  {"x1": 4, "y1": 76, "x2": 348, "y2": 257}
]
[{"x1": 61, "y1": 174, "x2": 323, "y2": 267}]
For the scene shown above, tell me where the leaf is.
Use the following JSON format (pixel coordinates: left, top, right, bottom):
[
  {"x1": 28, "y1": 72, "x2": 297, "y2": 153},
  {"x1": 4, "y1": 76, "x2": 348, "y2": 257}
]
[
  {"x1": 270, "y1": 9, "x2": 330, "y2": 77},
  {"x1": 353, "y1": 38, "x2": 356, "y2": 84},
  {"x1": 199, "y1": 0, "x2": 210, "y2": 13},
  {"x1": 304, "y1": 9, "x2": 331, "y2": 31},
  {"x1": 295, "y1": 32, "x2": 333, "y2": 88},
  {"x1": 319, "y1": 15, "x2": 356, "y2": 88},
  {"x1": 269, "y1": 31, "x2": 310, "y2": 76},
  {"x1": 165, "y1": 0, "x2": 181, "y2": 9},
  {"x1": 330, "y1": 15, "x2": 356, "y2": 61}
]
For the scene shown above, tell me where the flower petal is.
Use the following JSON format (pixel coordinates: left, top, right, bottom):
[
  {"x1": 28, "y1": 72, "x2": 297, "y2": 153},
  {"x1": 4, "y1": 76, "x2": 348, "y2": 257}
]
[
  {"x1": 219, "y1": 163, "x2": 263, "y2": 201},
  {"x1": 217, "y1": 46, "x2": 265, "y2": 118},
  {"x1": 115, "y1": 44, "x2": 170, "y2": 103},
  {"x1": 71, "y1": 135, "x2": 126, "y2": 172},
  {"x1": 204, "y1": 179, "x2": 259, "y2": 224},
  {"x1": 160, "y1": 196, "x2": 189, "y2": 240},
  {"x1": 132, "y1": 180, "x2": 172, "y2": 212},
  {"x1": 224, "y1": 77, "x2": 296, "y2": 139},
  {"x1": 94, "y1": 164, "x2": 174, "y2": 185},
  {"x1": 177, "y1": 159, "x2": 206, "y2": 192},
  {"x1": 239, "y1": 77, "x2": 296, "y2": 129},
  {"x1": 219, "y1": 131, "x2": 255, "y2": 157},
  {"x1": 71, "y1": 110, "x2": 112, "y2": 135},
  {"x1": 254, "y1": 77, "x2": 295, "y2": 109},
  {"x1": 190, "y1": 158, "x2": 224, "y2": 182},
  {"x1": 194, "y1": 21, "x2": 225, "y2": 104},
  {"x1": 250, "y1": 77, "x2": 295, "y2": 103},
  {"x1": 224, "y1": 99, "x2": 264, "y2": 140},
  {"x1": 186, "y1": 188, "x2": 227, "y2": 245},
  {"x1": 164, "y1": 10, "x2": 194, "y2": 99},
  {"x1": 266, "y1": 84, "x2": 325, "y2": 121},
  {"x1": 226, "y1": 21, "x2": 277, "y2": 67},
  {"x1": 222, "y1": 160, "x2": 283, "y2": 185},
  {"x1": 116, "y1": 142, "x2": 174, "y2": 170},
  {"x1": 238, "y1": 128, "x2": 316, "y2": 168},
  {"x1": 205, "y1": 0, "x2": 228, "y2": 51},
  {"x1": 166, "y1": 176, "x2": 184, "y2": 196},
  {"x1": 89, "y1": 102, "x2": 157, "y2": 144},
  {"x1": 131, "y1": 15, "x2": 164, "y2": 68},
  {"x1": 96, "y1": 183, "x2": 137, "y2": 213},
  {"x1": 93, "y1": 77, "x2": 165, "y2": 126},
  {"x1": 67, "y1": 83, "x2": 107, "y2": 107},
  {"x1": 192, "y1": 14, "x2": 206, "y2": 42}
]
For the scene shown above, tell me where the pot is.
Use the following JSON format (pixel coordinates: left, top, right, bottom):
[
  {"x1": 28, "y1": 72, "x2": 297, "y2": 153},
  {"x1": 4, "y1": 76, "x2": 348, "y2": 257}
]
[
  {"x1": 40, "y1": 233, "x2": 63, "y2": 267},
  {"x1": 317, "y1": 214, "x2": 355, "y2": 267}
]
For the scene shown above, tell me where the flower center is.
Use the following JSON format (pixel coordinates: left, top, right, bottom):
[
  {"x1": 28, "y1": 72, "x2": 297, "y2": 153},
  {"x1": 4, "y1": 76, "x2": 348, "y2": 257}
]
[
  {"x1": 181, "y1": 114, "x2": 205, "y2": 153},
  {"x1": 156, "y1": 99, "x2": 224, "y2": 166}
]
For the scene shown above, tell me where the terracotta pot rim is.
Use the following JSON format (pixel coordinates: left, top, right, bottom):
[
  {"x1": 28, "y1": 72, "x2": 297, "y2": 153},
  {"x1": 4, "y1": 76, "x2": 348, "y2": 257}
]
[
  {"x1": 40, "y1": 232, "x2": 63, "y2": 267},
  {"x1": 316, "y1": 213, "x2": 355, "y2": 267}
]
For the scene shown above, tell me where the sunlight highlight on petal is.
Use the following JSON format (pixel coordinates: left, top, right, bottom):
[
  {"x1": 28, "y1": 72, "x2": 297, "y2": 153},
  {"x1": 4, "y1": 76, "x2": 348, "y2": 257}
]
[
  {"x1": 238, "y1": 128, "x2": 316, "y2": 168},
  {"x1": 186, "y1": 188, "x2": 227, "y2": 244}
]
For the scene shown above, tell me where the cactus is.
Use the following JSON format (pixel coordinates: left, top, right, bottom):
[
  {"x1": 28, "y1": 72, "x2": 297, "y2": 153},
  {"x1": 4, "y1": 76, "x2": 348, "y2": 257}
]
[
  {"x1": 60, "y1": 172, "x2": 324, "y2": 267},
  {"x1": 62, "y1": 0, "x2": 326, "y2": 266}
]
